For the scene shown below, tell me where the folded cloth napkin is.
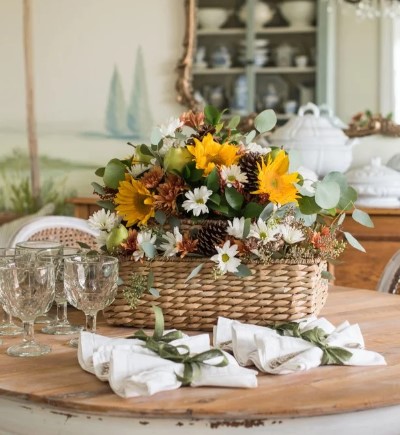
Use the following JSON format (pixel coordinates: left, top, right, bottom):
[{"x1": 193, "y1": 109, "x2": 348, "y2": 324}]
[
  {"x1": 78, "y1": 331, "x2": 258, "y2": 398},
  {"x1": 214, "y1": 316, "x2": 386, "y2": 375}
]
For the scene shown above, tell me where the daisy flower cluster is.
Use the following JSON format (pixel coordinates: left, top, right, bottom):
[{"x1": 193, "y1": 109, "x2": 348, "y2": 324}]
[{"x1": 90, "y1": 105, "x2": 370, "y2": 278}]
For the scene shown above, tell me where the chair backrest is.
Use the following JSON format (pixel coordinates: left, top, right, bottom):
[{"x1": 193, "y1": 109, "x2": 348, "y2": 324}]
[
  {"x1": 376, "y1": 250, "x2": 400, "y2": 294},
  {"x1": 9, "y1": 216, "x2": 99, "y2": 249}
]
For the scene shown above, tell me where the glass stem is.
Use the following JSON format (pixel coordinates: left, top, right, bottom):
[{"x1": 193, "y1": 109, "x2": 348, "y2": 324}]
[
  {"x1": 57, "y1": 302, "x2": 69, "y2": 325},
  {"x1": 23, "y1": 321, "x2": 35, "y2": 344},
  {"x1": 85, "y1": 313, "x2": 97, "y2": 333},
  {"x1": 7, "y1": 312, "x2": 13, "y2": 326},
  {"x1": 0, "y1": 306, "x2": 7, "y2": 325}
]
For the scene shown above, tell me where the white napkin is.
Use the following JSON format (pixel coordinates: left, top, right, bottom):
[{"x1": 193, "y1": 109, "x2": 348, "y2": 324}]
[
  {"x1": 214, "y1": 316, "x2": 386, "y2": 375},
  {"x1": 78, "y1": 331, "x2": 258, "y2": 398}
]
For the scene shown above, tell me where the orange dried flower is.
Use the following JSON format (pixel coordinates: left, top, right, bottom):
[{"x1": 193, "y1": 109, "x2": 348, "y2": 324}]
[
  {"x1": 140, "y1": 166, "x2": 164, "y2": 189},
  {"x1": 176, "y1": 232, "x2": 198, "y2": 258},
  {"x1": 180, "y1": 110, "x2": 205, "y2": 130},
  {"x1": 154, "y1": 174, "x2": 187, "y2": 215},
  {"x1": 120, "y1": 228, "x2": 139, "y2": 254}
]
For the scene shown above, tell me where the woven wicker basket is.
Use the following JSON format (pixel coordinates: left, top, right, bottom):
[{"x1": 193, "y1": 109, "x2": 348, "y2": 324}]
[{"x1": 103, "y1": 257, "x2": 328, "y2": 331}]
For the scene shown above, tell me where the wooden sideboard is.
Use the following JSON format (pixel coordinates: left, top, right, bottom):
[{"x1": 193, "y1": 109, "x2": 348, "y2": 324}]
[
  {"x1": 68, "y1": 198, "x2": 400, "y2": 291},
  {"x1": 334, "y1": 208, "x2": 400, "y2": 291}
]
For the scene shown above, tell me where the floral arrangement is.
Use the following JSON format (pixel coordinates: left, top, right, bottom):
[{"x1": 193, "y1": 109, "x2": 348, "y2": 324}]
[{"x1": 90, "y1": 106, "x2": 372, "y2": 279}]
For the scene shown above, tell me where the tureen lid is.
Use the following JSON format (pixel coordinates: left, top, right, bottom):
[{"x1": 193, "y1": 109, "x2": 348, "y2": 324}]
[
  {"x1": 269, "y1": 102, "x2": 349, "y2": 147},
  {"x1": 345, "y1": 157, "x2": 400, "y2": 198}
]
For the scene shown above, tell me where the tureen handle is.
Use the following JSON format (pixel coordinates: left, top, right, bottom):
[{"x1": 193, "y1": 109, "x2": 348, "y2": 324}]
[{"x1": 298, "y1": 102, "x2": 320, "y2": 117}]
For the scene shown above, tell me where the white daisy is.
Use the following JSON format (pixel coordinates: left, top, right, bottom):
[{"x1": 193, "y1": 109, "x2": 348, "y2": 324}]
[
  {"x1": 279, "y1": 224, "x2": 305, "y2": 244},
  {"x1": 88, "y1": 209, "x2": 119, "y2": 232},
  {"x1": 211, "y1": 240, "x2": 241, "y2": 274},
  {"x1": 246, "y1": 142, "x2": 271, "y2": 155},
  {"x1": 127, "y1": 163, "x2": 152, "y2": 178},
  {"x1": 220, "y1": 165, "x2": 248, "y2": 188},
  {"x1": 160, "y1": 227, "x2": 183, "y2": 257},
  {"x1": 227, "y1": 217, "x2": 246, "y2": 239},
  {"x1": 249, "y1": 218, "x2": 280, "y2": 244},
  {"x1": 182, "y1": 186, "x2": 213, "y2": 217},
  {"x1": 133, "y1": 230, "x2": 157, "y2": 261},
  {"x1": 159, "y1": 117, "x2": 184, "y2": 138}
]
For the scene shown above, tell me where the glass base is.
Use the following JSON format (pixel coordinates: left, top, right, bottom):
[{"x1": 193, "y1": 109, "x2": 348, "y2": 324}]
[
  {"x1": 0, "y1": 323, "x2": 23, "y2": 336},
  {"x1": 34, "y1": 313, "x2": 55, "y2": 324},
  {"x1": 7, "y1": 342, "x2": 51, "y2": 357},
  {"x1": 42, "y1": 323, "x2": 83, "y2": 335},
  {"x1": 69, "y1": 337, "x2": 79, "y2": 348}
]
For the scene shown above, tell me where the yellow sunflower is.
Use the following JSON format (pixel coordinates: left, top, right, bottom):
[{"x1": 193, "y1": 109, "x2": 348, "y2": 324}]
[
  {"x1": 187, "y1": 133, "x2": 239, "y2": 176},
  {"x1": 115, "y1": 176, "x2": 155, "y2": 226},
  {"x1": 252, "y1": 150, "x2": 300, "y2": 205}
]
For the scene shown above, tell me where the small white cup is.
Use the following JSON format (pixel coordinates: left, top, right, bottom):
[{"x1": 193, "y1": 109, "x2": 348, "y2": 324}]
[
  {"x1": 295, "y1": 55, "x2": 308, "y2": 68},
  {"x1": 284, "y1": 100, "x2": 298, "y2": 115}
]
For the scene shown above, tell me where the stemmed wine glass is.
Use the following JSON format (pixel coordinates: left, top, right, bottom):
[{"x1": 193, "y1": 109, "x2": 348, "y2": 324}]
[
  {"x1": 37, "y1": 247, "x2": 83, "y2": 335},
  {"x1": 0, "y1": 260, "x2": 55, "y2": 357},
  {"x1": 15, "y1": 240, "x2": 63, "y2": 324},
  {"x1": 0, "y1": 248, "x2": 24, "y2": 336},
  {"x1": 64, "y1": 255, "x2": 118, "y2": 347}
]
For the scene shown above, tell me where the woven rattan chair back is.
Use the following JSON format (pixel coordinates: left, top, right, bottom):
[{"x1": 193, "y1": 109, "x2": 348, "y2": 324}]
[
  {"x1": 376, "y1": 250, "x2": 400, "y2": 294},
  {"x1": 9, "y1": 216, "x2": 99, "y2": 249}
]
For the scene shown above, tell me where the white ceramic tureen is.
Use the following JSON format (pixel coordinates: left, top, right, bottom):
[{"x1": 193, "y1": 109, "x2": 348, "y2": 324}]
[
  {"x1": 269, "y1": 103, "x2": 356, "y2": 177},
  {"x1": 345, "y1": 157, "x2": 400, "y2": 208}
]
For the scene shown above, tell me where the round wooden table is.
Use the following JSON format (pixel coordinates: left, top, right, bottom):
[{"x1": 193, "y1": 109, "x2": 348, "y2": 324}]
[{"x1": 0, "y1": 286, "x2": 399, "y2": 435}]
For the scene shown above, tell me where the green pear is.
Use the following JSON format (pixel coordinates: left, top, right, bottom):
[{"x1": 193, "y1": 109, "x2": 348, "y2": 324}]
[
  {"x1": 106, "y1": 224, "x2": 129, "y2": 252},
  {"x1": 164, "y1": 147, "x2": 192, "y2": 174}
]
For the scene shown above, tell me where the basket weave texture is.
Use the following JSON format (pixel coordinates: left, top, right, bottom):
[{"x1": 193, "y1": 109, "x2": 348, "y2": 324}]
[{"x1": 103, "y1": 257, "x2": 328, "y2": 331}]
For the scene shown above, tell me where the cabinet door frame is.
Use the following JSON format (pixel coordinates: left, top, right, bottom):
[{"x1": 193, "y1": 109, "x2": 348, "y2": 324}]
[{"x1": 176, "y1": 0, "x2": 337, "y2": 114}]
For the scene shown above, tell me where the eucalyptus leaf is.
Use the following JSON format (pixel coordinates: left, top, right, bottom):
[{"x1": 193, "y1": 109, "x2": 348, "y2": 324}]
[
  {"x1": 103, "y1": 159, "x2": 126, "y2": 189},
  {"x1": 204, "y1": 105, "x2": 220, "y2": 125},
  {"x1": 245, "y1": 130, "x2": 256, "y2": 144},
  {"x1": 225, "y1": 187, "x2": 244, "y2": 211},
  {"x1": 95, "y1": 167, "x2": 105, "y2": 177},
  {"x1": 298, "y1": 196, "x2": 321, "y2": 215},
  {"x1": 155, "y1": 210, "x2": 167, "y2": 225},
  {"x1": 91, "y1": 182, "x2": 105, "y2": 195},
  {"x1": 254, "y1": 109, "x2": 277, "y2": 133},
  {"x1": 117, "y1": 277, "x2": 124, "y2": 286},
  {"x1": 141, "y1": 242, "x2": 156, "y2": 259},
  {"x1": 243, "y1": 202, "x2": 264, "y2": 219},
  {"x1": 243, "y1": 218, "x2": 251, "y2": 238},
  {"x1": 227, "y1": 115, "x2": 241, "y2": 130},
  {"x1": 206, "y1": 167, "x2": 220, "y2": 192},
  {"x1": 168, "y1": 216, "x2": 181, "y2": 229},
  {"x1": 315, "y1": 180, "x2": 341, "y2": 210},
  {"x1": 96, "y1": 200, "x2": 115, "y2": 211},
  {"x1": 260, "y1": 203, "x2": 274, "y2": 221},
  {"x1": 337, "y1": 213, "x2": 346, "y2": 226},
  {"x1": 337, "y1": 186, "x2": 357, "y2": 211},
  {"x1": 321, "y1": 270, "x2": 334, "y2": 281},
  {"x1": 352, "y1": 209, "x2": 374, "y2": 228},
  {"x1": 234, "y1": 264, "x2": 253, "y2": 277},
  {"x1": 147, "y1": 270, "x2": 154, "y2": 290},
  {"x1": 323, "y1": 171, "x2": 348, "y2": 191},
  {"x1": 343, "y1": 231, "x2": 366, "y2": 253},
  {"x1": 295, "y1": 209, "x2": 317, "y2": 226},
  {"x1": 149, "y1": 287, "x2": 160, "y2": 297},
  {"x1": 185, "y1": 263, "x2": 204, "y2": 283}
]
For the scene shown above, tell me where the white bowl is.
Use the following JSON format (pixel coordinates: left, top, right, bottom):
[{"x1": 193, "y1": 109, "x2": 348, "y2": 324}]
[
  {"x1": 279, "y1": 0, "x2": 316, "y2": 26},
  {"x1": 198, "y1": 8, "x2": 228, "y2": 29},
  {"x1": 239, "y1": 39, "x2": 270, "y2": 48}
]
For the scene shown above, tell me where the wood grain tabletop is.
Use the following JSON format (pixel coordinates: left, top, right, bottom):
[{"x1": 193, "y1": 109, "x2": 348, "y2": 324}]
[{"x1": 0, "y1": 286, "x2": 398, "y2": 421}]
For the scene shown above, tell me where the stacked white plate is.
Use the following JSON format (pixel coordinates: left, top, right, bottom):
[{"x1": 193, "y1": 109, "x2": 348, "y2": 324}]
[{"x1": 238, "y1": 39, "x2": 270, "y2": 66}]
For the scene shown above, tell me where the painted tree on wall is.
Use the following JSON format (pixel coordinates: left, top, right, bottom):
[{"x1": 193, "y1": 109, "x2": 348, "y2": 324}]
[
  {"x1": 105, "y1": 66, "x2": 127, "y2": 137},
  {"x1": 126, "y1": 46, "x2": 153, "y2": 140}
]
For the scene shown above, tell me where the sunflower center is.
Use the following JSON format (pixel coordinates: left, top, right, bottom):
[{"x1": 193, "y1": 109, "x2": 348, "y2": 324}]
[{"x1": 221, "y1": 253, "x2": 230, "y2": 263}]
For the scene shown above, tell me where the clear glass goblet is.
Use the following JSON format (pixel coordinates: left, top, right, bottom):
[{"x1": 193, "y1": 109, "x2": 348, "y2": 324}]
[
  {"x1": 64, "y1": 255, "x2": 118, "y2": 347},
  {"x1": 0, "y1": 248, "x2": 24, "y2": 336},
  {"x1": 0, "y1": 261, "x2": 55, "y2": 357},
  {"x1": 37, "y1": 247, "x2": 83, "y2": 335},
  {"x1": 15, "y1": 240, "x2": 63, "y2": 324}
]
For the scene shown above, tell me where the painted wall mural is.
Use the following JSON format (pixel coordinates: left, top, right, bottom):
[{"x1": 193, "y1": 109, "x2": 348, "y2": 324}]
[{"x1": 0, "y1": 0, "x2": 184, "y2": 208}]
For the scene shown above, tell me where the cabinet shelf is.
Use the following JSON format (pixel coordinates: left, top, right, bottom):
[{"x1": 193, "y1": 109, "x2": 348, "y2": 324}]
[
  {"x1": 193, "y1": 67, "x2": 246, "y2": 75},
  {"x1": 197, "y1": 28, "x2": 246, "y2": 36},
  {"x1": 255, "y1": 66, "x2": 316, "y2": 74},
  {"x1": 255, "y1": 26, "x2": 317, "y2": 35}
]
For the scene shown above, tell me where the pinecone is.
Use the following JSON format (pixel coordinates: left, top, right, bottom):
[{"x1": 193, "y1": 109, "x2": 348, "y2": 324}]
[
  {"x1": 197, "y1": 220, "x2": 228, "y2": 257},
  {"x1": 240, "y1": 152, "x2": 262, "y2": 193},
  {"x1": 186, "y1": 124, "x2": 217, "y2": 145}
]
